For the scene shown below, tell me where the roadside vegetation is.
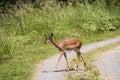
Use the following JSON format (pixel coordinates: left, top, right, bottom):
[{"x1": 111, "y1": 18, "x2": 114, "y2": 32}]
[
  {"x1": 66, "y1": 42, "x2": 120, "y2": 80},
  {"x1": 0, "y1": 0, "x2": 120, "y2": 80}
]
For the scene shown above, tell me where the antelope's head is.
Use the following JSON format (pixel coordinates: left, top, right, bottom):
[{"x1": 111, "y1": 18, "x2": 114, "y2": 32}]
[{"x1": 44, "y1": 33, "x2": 53, "y2": 44}]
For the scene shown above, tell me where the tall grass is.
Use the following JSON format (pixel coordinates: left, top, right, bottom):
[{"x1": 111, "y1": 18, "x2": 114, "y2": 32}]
[{"x1": 0, "y1": 36, "x2": 12, "y2": 61}]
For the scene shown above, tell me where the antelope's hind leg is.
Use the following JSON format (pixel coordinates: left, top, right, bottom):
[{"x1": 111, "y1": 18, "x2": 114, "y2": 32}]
[
  {"x1": 80, "y1": 54, "x2": 86, "y2": 66},
  {"x1": 74, "y1": 49, "x2": 86, "y2": 70}
]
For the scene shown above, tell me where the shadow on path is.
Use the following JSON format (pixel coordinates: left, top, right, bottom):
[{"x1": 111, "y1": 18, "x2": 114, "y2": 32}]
[{"x1": 42, "y1": 68, "x2": 76, "y2": 73}]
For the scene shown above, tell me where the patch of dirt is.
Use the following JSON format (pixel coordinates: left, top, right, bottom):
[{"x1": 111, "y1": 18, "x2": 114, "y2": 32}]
[{"x1": 96, "y1": 46, "x2": 120, "y2": 80}]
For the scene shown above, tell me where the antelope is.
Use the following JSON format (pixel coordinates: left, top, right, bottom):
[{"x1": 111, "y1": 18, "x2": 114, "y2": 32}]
[{"x1": 44, "y1": 33, "x2": 86, "y2": 71}]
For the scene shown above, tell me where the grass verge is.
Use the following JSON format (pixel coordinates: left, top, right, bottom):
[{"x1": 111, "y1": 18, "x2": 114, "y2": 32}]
[{"x1": 66, "y1": 41, "x2": 120, "y2": 80}]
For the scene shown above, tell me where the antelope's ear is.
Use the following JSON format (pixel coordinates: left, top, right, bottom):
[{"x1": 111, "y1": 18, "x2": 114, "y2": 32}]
[
  {"x1": 43, "y1": 34, "x2": 47, "y2": 37},
  {"x1": 51, "y1": 33, "x2": 53, "y2": 37}
]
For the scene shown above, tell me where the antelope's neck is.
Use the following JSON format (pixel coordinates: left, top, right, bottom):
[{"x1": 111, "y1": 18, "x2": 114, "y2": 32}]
[{"x1": 51, "y1": 39, "x2": 61, "y2": 51}]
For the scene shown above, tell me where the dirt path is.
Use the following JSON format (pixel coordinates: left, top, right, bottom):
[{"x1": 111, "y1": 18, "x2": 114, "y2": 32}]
[
  {"x1": 34, "y1": 36, "x2": 120, "y2": 80},
  {"x1": 96, "y1": 46, "x2": 120, "y2": 80}
]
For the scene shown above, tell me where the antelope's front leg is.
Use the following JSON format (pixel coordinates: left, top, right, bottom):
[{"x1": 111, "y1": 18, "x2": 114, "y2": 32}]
[
  {"x1": 63, "y1": 53, "x2": 70, "y2": 70},
  {"x1": 54, "y1": 51, "x2": 64, "y2": 71}
]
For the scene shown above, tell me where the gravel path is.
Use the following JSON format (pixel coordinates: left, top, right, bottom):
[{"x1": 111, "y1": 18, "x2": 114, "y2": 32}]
[
  {"x1": 34, "y1": 36, "x2": 120, "y2": 80},
  {"x1": 96, "y1": 46, "x2": 120, "y2": 80}
]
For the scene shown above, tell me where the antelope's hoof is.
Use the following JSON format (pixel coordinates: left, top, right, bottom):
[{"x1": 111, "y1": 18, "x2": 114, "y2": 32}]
[
  {"x1": 84, "y1": 62, "x2": 86, "y2": 66},
  {"x1": 74, "y1": 67, "x2": 78, "y2": 71},
  {"x1": 54, "y1": 68, "x2": 57, "y2": 71},
  {"x1": 66, "y1": 68, "x2": 70, "y2": 71}
]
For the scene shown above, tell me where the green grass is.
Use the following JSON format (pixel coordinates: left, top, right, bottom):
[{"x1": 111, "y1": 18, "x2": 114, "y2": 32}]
[
  {"x1": 0, "y1": 1, "x2": 120, "y2": 80},
  {"x1": 0, "y1": 44, "x2": 57, "y2": 80},
  {"x1": 66, "y1": 41, "x2": 120, "y2": 80}
]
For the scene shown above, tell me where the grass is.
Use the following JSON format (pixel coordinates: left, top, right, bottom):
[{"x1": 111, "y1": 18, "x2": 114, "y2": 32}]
[
  {"x1": 0, "y1": 44, "x2": 57, "y2": 80},
  {"x1": 66, "y1": 41, "x2": 120, "y2": 80},
  {"x1": 0, "y1": 1, "x2": 120, "y2": 80}
]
